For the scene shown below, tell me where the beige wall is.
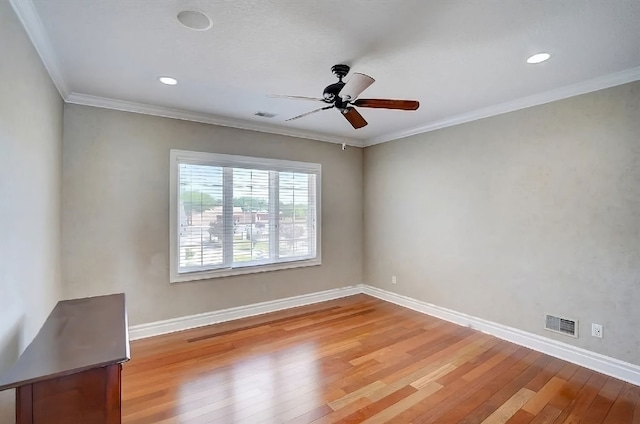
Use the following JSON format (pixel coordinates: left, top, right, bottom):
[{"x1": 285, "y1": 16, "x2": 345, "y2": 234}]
[
  {"x1": 62, "y1": 104, "x2": 363, "y2": 325},
  {"x1": 3, "y1": 2, "x2": 639, "y2": 417},
  {"x1": 0, "y1": 0, "x2": 64, "y2": 419},
  {"x1": 364, "y1": 81, "x2": 640, "y2": 365}
]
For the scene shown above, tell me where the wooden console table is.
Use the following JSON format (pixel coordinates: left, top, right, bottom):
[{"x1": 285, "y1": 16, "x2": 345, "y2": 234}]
[{"x1": 0, "y1": 294, "x2": 130, "y2": 424}]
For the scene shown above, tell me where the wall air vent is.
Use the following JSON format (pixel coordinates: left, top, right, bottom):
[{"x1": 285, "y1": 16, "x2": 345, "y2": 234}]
[
  {"x1": 545, "y1": 314, "x2": 578, "y2": 338},
  {"x1": 254, "y1": 111, "x2": 278, "y2": 118}
]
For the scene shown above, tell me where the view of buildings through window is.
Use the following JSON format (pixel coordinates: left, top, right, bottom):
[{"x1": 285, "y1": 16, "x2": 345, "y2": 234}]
[{"x1": 177, "y1": 163, "x2": 317, "y2": 274}]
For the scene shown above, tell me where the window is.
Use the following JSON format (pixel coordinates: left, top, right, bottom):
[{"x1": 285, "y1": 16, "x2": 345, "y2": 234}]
[{"x1": 170, "y1": 150, "x2": 321, "y2": 282}]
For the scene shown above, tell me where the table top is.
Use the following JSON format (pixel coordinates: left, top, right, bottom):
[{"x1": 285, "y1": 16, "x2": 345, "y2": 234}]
[{"x1": 0, "y1": 293, "x2": 130, "y2": 390}]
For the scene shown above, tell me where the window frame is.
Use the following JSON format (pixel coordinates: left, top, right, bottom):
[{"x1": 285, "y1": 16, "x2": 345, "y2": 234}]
[{"x1": 169, "y1": 149, "x2": 322, "y2": 283}]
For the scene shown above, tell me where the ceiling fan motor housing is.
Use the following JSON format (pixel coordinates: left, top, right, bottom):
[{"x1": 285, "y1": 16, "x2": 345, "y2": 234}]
[
  {"x1": 323, "y1": 64, "x2": 351, "y2": 102},
  {"x1": 323, "y1": 81, "x2": 345, "y2": 102}
]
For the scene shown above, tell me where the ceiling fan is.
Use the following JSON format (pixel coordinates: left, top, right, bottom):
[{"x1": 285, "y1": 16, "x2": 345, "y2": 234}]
[{"x1": 271, "y1": 64, "x2": 420, "y2": 129}]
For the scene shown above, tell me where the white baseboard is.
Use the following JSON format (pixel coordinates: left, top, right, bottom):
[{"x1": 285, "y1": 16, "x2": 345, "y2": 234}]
[
  {"x1": 129, "y1": 283, "x2": 640, "y2": 386},
  {"x1": 129, "y1": 285, "x2": 362, "y2": 340},
  {"x1": 362, "y1": 285, "x2": 640, "y2": 386}
]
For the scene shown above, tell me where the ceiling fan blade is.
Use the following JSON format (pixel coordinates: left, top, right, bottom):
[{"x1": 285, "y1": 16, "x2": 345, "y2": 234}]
[
  {"x1": 342, "y1": 107, "x2": 368, "y2": 129},
  {"x1": 286, "y1": 105, "x2": 334, "y2": 122},
  {"x1": 339, "y1": 73, "x2": 375, "y2": 101},
  {"x1": 352, "y1": 99, "x2": 420, "y2": 110},
  {"x1": 269, "y1": 94, "x2": 325, "y2": 102}
]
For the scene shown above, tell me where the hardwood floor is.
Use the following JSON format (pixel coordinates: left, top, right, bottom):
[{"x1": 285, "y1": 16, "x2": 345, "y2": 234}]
[{"x1": 121, "y1": 295, "x2": 640, "y2": 423}]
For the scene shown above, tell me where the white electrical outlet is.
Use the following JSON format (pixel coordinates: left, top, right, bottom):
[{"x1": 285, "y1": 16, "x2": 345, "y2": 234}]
[
  {"x1": 392, "y1": 275, "x2": 397, "y2": 284},
  {"x1": 591, "y1": 323, "x2": 603, "y2": 338}
]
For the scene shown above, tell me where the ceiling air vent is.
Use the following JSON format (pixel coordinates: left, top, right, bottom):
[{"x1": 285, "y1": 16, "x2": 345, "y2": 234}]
[
  {"x1": 254, "y1": 111, "x2": 278, "y2": 118},
  {"x1": 545, "y1": 314, "x2": 578, "y2": 338}
]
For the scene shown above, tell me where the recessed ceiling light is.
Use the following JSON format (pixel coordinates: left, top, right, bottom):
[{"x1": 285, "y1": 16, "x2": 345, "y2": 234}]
[
  {"x1": 159, "y1": 76, "x2": 178, "y2": 85},
  {"x1": 527, "y1": 53, "x2": 551, "y2": 64},
  {"x1": 177, "y1": 10, "x2": 212, "y2": 31}
]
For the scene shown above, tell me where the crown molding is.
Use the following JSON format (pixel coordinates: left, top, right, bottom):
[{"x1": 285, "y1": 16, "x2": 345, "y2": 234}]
[
  {"x1": 10, "y1": 0, "x2": 69, "y2": 98},
  {"x1": 66, "y1": 66, "x2": 640, "y2": 149},
  {"x1": 364, "y1": 66, "x2": 640, "y2": 147},
  {"x1": 11, "y1": 0, "x2": 640, "y2": 148},
  {"x1": 66, "y1": 92, "x2": 364, "y2": 147}
]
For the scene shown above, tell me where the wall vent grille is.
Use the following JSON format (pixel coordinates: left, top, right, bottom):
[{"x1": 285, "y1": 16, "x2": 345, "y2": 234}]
[
  {"x1": 545, "y1": 314, "x2": 578, "y2": 338},
  {"x1": 254, "y1": 111, "x2": 278, "y2": 118}
]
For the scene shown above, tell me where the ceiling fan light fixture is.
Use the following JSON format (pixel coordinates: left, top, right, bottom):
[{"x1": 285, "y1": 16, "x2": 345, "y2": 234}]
[
  {"x1": 158, "y1": 76, "x2": 178, "y2": 85},
  {"x1": 177, "y1": 10, "x2": 212, "y2": 31},
  {"x1": 527, "y1": 52, "x2": 551, "y2": 64}
]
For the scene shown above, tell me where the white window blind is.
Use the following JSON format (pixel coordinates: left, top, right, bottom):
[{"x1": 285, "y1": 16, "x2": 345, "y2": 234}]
[{"x1": 170, "y1": 150, "x2": 321, "y2": 282}]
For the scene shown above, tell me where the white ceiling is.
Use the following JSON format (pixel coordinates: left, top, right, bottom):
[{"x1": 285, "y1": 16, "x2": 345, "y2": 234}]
[{"x1": 15, "y1": 0, "x2": 640, "y2": 146}]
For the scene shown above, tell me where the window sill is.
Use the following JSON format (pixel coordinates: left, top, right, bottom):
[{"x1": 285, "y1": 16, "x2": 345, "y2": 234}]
[{"x1": 170, "y1": 258, "x2": 322, "y2": 283}]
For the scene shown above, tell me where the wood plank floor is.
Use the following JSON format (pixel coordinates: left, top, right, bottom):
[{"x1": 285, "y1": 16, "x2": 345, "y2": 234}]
[{"x1": 121, "y1": 295, "x2": 640, "y2": 424}]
